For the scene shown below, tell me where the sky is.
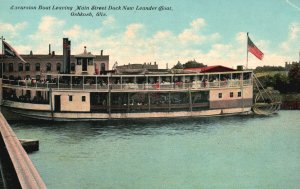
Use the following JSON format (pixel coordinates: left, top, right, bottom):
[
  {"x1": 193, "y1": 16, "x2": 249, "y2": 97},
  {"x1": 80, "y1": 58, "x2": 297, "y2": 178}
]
[{"x1": 0, "y1": 0, "x2": 300, "y2": 69}]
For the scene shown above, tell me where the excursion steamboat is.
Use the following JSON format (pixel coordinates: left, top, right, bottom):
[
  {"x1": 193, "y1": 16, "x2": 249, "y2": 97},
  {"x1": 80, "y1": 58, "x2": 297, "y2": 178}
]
[{"x1": 0, "y1": 38, "x2": 280, "y2": 121}]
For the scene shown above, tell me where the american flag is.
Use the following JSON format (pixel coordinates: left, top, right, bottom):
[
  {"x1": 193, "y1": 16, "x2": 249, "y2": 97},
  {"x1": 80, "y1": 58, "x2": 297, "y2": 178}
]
[
  {"x1": 2, "y1": 41, "x2": 26, "y2": 63},
  {"x1": 247, "y1": 36, "x2": 264, "y2": 60}
]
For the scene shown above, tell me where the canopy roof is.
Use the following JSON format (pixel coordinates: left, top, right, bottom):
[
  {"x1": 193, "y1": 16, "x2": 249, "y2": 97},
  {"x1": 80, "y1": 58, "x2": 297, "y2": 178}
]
[{"x1": 183, "y1": 65, "x2": 236, "y2": 73}]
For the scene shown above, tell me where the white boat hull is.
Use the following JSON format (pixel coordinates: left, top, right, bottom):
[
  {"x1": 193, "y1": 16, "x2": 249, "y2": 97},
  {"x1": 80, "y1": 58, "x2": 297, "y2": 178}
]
[{"x1": 1, "y1": 105, "x2": 252, "y2": 121}]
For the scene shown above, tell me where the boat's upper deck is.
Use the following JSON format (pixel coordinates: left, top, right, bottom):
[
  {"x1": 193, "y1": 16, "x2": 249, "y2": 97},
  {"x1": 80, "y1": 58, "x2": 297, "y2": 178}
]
[{"x1": 2, "y1": 70, "x2": 253, "y2": 92}]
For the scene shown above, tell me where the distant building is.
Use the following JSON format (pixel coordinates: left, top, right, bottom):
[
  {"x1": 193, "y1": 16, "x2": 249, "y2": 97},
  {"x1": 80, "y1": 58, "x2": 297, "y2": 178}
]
[
  {"x1": 115, "y1": 62, "x2": 158, "y2": 74},
  {"x1": 116, "y1": 62, "x2": 158, "y2": 70},
  {"x1": 285, "y1": 61, "x2": 299, "y2": 71},
  {"x1": 1, "y1": 39, "x2": 109, "y2": 81}
]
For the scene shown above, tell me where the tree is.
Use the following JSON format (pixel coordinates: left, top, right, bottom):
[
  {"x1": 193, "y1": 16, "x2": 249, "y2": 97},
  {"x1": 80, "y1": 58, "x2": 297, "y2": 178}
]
[
  {"x1": 172, "y1": 60, "x2": 206, "y2": 69},
  {"x1": 273, "y1": 73, "x2": 289, "y2": 93},
  {"x1": 254, "y1": 65, "x2": 285, "y2": 73},
  {"x1": 288, "y1": 63, "x2": 300, "y2": 92},
  {"x1": 183, "y1": 60, "x2": 206, "y2": 68},
  {"x1": 172, "y1": 61, "x2": 183, "y2": 69}
]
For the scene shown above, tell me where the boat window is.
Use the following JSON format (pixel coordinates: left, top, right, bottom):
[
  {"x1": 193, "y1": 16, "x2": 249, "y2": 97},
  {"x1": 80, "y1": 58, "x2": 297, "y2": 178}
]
[
  {"x1": 82, "y1": 96, "x2": 86, "y2": 102},
  {"x1": 101, "y1": 63, "x2": 106, "y2": 72},
  {"x1": 88, "y1": 58, "x2": 93, "y2": 65},
  {"x1": 230, "y1": 92, "x2": 234, "y2": 98},
  {"x1": 243, "y1": 72, "x2": 252, "y2": 81},
  {"x1": 232, "y1": 73, "x2": 241, "y2": 80},
  {"x1": 82, "y1": 59, "x2": 88, "y2": 71},
  {"x1": 238, "y1": 92, "x2": 242, "y2": 97},
  {"x1": 218, "y1": 93, "x2": 222, "y2": 99},
  {"x1": 69, "y1": 95, "x2": 73, "y2": 101},
  {"x1": 220, "y1": 74, "x2": 230, "y2": 81},
  {"x1": 192, "y1": 91, "x2": 209, "y2": 104},
  {"x1": 77, "y1": 59, "x2": 82, "y2": 65}
]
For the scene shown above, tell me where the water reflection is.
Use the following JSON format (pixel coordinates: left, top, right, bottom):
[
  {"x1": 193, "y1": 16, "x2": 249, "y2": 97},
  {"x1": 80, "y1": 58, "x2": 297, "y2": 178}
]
[{"x1": 9, "y1": 114, "x2": 277, "y2": 142}]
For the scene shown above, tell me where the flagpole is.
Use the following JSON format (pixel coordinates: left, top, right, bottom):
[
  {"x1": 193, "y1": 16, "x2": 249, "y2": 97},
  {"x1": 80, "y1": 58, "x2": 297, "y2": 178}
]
[{"x1": 246, "y1": 32, "x2": 249, "y2": 70}]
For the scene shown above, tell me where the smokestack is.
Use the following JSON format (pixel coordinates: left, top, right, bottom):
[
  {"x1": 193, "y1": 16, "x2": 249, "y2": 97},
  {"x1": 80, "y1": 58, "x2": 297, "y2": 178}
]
[
  {"x1": 49, "y1": 44, "x2": 51, "y2": 55},
  {"x1": 101, "y1": 50, "x2": 103, "y2": 56},
  {"x1": 63, "y1": 38, "x2": 71, "y2": 74}
]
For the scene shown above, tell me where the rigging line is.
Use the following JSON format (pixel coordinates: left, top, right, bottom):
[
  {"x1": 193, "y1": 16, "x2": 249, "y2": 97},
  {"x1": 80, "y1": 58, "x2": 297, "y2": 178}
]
[
  {"x1": 253, "y1": 75, "x2": 266, "y2": 101},
  {"x1": 253, "y1": 74, "x2": 273, "y2": 100},
  {"x1": 286, "y1": 0, "x2": 300, "y2": 12}
]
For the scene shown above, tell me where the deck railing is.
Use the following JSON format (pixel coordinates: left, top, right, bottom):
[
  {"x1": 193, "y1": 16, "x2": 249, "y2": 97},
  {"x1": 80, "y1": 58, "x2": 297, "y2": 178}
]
[
  {"x1": 0, "y1": 113, "x2": 47, "y2": 189},
  {"x1": 2, "y1": 79, "x2": 252, "y2": 91}
]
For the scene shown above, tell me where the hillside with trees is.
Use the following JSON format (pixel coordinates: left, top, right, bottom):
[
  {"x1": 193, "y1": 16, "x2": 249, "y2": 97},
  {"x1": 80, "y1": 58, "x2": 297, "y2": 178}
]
[
  {"x1": 254, "y1": 65, "x2": 286, "y2": 73},
  {"x1": 261, "y1": 63, "x2": 300, "y2": 93}
]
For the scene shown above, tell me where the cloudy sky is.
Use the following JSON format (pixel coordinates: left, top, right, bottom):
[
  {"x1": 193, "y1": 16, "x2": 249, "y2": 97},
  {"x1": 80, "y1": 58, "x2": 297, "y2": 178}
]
[{"x1": 0, "y1": 0, "x2": 300, "y2": 69}]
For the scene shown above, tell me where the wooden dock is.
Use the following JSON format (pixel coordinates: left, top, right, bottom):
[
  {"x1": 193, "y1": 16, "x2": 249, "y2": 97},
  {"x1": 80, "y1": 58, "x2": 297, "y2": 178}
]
[{"x1": 0, "y1": 112, "x2": 46, "y2": 189}]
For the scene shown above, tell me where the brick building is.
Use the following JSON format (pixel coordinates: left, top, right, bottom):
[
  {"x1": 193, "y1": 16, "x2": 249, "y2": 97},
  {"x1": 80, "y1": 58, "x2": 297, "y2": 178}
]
[{"x1": 1, "y1": 39, "x2": 109, "y2": 81}]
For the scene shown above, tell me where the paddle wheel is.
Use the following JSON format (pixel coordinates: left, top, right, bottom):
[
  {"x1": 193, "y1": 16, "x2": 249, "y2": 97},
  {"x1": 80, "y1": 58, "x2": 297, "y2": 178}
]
[{"x1": 252, "y1": 74, "x2": 281, "y2": 115}]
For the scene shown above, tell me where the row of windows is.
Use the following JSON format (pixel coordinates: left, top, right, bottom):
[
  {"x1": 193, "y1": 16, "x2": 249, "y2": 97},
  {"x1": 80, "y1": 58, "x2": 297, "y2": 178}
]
[
  {"x1": 5, "y1": 63, "x2": 77, "y2": 72},
  {"x1": 218, "y1": 92, "x2": 242, "y2": 99},
  {"x1": 69, "y1": 95, "x2": 86, "y2": 102},
  {"x1": 5, "y1": 62, "x2": 106, "y2": 72}
]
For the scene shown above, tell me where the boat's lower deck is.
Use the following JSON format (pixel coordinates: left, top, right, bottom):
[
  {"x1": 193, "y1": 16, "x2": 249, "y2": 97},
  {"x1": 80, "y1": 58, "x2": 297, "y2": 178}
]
[{"x1": 1, "y1": 105, "x2": 252, "y2": 121}]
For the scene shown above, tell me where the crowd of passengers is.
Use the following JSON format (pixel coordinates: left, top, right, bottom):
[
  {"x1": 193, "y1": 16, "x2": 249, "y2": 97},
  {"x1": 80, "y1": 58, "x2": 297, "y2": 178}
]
[
  {"x1": 3, "y1": 90, "x2": 49, "y2": 104},
  {"x1": 3, "y1": 75, "x2": 247, "y2": 88}
]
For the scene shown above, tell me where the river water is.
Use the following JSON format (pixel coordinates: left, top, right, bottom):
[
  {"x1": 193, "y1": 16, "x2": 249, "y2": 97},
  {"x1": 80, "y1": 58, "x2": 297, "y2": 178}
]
[{"x1": 10, "y1": 111, "x2": 300, "y2": 189}]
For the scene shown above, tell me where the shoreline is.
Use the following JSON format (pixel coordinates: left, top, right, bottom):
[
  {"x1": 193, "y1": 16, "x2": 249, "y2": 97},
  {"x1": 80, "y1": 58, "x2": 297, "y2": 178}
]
[{"x1": 280, "y1": 93, "x2": 300, "y2": 110}]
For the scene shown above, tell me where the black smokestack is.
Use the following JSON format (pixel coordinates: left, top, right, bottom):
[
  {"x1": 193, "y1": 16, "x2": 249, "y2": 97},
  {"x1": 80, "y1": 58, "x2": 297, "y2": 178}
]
[
  {"x1": 63, "y1": 38, "x2": 71, "y2": 74},
  {"x1": 49, "y1": 44, "x2": 51, "y2": 55}
]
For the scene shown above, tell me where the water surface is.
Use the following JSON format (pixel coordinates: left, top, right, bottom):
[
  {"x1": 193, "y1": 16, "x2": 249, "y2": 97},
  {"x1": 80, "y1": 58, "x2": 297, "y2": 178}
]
[{"x1": 11, "y1": 111, "x2": 300, "y2": 189}]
